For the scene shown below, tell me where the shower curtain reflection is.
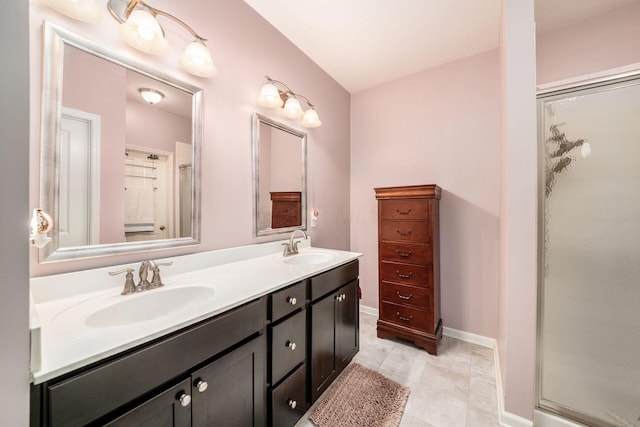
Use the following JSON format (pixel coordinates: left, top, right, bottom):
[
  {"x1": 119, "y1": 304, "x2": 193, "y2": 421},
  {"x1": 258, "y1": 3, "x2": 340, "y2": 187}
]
[
  {"x1": 538, "y1": 75, "x2": 640, "y2": 427},
  {"x1": 179, "y1": 164, "x2": 192, "y2": 238}
]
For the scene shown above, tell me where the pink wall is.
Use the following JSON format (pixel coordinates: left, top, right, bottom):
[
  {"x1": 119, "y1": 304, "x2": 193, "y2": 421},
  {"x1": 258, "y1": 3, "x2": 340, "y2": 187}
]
[
  {"x1": 62, "y1": 46, "x2": 127, "y2": 243},
  {"x1": 126, "y1": 101, "x2": 191, "y2": 154},
  {"x1": 350, "y1": 49, "x2": 501, "y2": 339},
  {"x1": 29, "y1": 0, "x2": 351, "y2": 276},
  {"x1": 537, "y1": 2, "x2": 640, "y2": 85}
]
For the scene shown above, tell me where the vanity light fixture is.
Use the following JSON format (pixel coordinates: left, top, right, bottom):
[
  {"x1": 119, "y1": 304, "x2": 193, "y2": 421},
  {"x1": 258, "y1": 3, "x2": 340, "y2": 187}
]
[
  {"x1": 42, "y1": 0, "x2": 103, "y2": 23},
  {"x1": 30, "y1": 209, "x2": 53, "y2": 248},
  {"x1": 258, "y1": 76, "x2": 322, "y2": 128},
  {"x1": 107, "y1": 0, "x2": 217, "y2": 77},
  {"x1": 138, "y1": 88, "x2": 164, "y2": 105}
]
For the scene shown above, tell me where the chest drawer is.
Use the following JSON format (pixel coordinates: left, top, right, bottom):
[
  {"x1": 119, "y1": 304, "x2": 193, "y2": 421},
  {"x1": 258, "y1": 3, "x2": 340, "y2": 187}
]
[
  {"x1": 380, "y1": 261, "x2": 432, "y2": 288},
  {"x1": 270, "y1": 309, "x2": 306, "y2": 384},
  {"x1": 273, "y1": 201, "x2": 300, "y2": 216},
  {"x1": 379, "y1": 242, "x2": 432, "y2": 265},
  {"x1": 271, "y1": 363, "x2": 307, "y2": 427},
  {"x1": 380, "y1": 220, "x2": 430, "y2": 243},
  {"x1": 380, "y1": 282, "x2": 432, "y2": 308},
  {"x1": 270, "y1": 281, "x2": 307, "y2": 321},
  {"x1": 380, "y1": 301, "x2": 433, "y2": 333},
  {"x1": 380, "y1": 199, "x2": 429, "y2": 220}
]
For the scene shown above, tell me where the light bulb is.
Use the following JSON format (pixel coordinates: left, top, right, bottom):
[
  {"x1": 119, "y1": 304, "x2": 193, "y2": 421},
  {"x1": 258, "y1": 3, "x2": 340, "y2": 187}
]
[
  {"x1": 580, "y1": 142, "x2": 591, "y2": 158},
  {"x1": 258, "y1": 83, "x2": 284, "y2": 108},
  {"x1": 282, "y1": 96, "x2": 303, "y2": 119},
  {"x1": 118, "y1": 9, "x2": 169, "y2": 55},
  {"x1": 179, "y1": 40, "x2": 217, "y2": 78},
  {"x1": 301, "y1": 108, "x2": 322, "y2": 128}
]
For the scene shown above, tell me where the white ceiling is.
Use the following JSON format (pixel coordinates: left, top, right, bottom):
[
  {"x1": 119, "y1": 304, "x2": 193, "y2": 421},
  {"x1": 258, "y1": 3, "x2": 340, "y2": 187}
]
[{"x1": 244, "y1": 0, "x2": 640, "y2": 93}]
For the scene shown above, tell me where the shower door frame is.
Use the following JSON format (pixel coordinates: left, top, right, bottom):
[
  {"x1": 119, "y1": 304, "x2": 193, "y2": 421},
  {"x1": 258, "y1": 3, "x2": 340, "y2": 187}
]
[{"x1": 536, "y1": 69, "x2": 640, "y2": 427}]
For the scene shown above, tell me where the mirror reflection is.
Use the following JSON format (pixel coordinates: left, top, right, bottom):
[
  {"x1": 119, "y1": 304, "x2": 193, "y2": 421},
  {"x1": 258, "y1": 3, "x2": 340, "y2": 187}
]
[
  {"x1": 253, "y1": 113, "x2": 307, "y2": 237},
  {"x1": 40, "y1": 22, "x2": 202, "y2": 262}
]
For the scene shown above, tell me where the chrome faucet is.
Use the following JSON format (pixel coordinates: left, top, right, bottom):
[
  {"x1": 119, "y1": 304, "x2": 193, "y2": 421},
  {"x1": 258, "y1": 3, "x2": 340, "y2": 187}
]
[
  {"x1": 109, "y1": 260, "x2": 173, "y2": 295},
  {"x1": 282, "y1": 230, "x2": 308, "y2": 256}
]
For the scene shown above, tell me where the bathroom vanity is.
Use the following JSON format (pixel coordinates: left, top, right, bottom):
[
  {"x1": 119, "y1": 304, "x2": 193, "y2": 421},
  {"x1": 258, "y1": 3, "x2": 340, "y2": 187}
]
[{"x1": 29, "y1": 243, "x2": 360, "y2": 427}]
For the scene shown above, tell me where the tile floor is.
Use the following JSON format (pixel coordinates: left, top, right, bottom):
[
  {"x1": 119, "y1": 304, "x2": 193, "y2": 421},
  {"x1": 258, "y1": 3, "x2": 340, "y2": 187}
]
[{"x1": 296, "y1": 312, "x2": 500, "y2": 427}]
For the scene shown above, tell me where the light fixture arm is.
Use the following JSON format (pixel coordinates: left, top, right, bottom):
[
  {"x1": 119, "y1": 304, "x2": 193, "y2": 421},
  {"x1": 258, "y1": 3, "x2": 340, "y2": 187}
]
[{"x1": 265, "y1": 76, "x2": 316, "y2": 108}]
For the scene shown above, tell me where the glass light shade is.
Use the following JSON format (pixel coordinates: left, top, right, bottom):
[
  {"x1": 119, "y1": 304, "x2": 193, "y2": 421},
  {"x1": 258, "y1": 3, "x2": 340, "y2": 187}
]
[
  {"x1": 43, "y1": 0, "x2": 102, "y2": 23},
  {"x1": 580, "y1": 142, "x2": 592, "y2": 158},
  {"x1": 138, "y1": 88, "x2": 164, "y2": 105},
  {"x1": 179, "y1": 40, "x2": 218, "y2": 78},
  {"x1": 31, "y1": 209, "x2": 53, "y2": 234},
  {"x1": 118, "y1": 9, "x2": 169, "y2": 55},
  {"x1": 282, "y1": 96, "x2": 304, "y2": 119},
  {"x1": 301, "y1": 108, "x2": 322, "y2": 128},
  {"x1": 258, "y1": 83, "x2": 284, "y2": 108}
]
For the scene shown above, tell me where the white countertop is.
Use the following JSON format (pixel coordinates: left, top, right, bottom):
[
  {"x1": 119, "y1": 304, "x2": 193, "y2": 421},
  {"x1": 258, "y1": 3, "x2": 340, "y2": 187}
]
[{"x1": 30, "y1": 241, "x2": 361, "y2": 384}]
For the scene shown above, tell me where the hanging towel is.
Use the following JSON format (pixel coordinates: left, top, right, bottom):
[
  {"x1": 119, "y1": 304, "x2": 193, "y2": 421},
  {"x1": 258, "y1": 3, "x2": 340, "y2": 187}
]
[{"x1": 124, "y1": 186, "x2": 155, "y2": 232}]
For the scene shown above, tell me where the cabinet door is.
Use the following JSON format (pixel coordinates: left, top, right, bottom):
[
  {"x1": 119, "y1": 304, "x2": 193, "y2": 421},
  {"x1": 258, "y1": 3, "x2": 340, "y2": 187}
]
[
  {"x1": 191, "y1": 335, "x2": 266, "y2": 427},
  {"x1": 336, "y1": 279, "x2": 359, "y2": 372},
  {"x1": 310, "y1": 292, "x2": 337, "y2": 403},
  {"x1": 104, "y1": 378, "x2": 192, "y2": 427}
]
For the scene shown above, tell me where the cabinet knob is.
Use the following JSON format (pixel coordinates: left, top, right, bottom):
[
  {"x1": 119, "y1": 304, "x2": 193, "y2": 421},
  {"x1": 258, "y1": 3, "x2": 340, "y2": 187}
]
[
  {"x1": 286, "y1": 340, "x2": 297, "y2": 351},
  {"x1": 287, "y1": 296, "x2": 297, "y2": 305},
  {"x1": 178, "y1": 393, "x2": 191, "y2": 407},
  {"x1": 195, "y1": 379, "x2": 208, "y2": 393},
  {"x1": 288, "y1": 399, "x2": 297, "y2": 410}
]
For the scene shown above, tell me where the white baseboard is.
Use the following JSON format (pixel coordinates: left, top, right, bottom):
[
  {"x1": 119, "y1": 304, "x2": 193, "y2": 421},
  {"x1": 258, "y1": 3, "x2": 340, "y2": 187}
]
[
  {"x1": 359, "y1": 306, "x2": 534, "y2": 427},
  {"x1": 533, "y1": 409, "x2": 585, "y2": 427}
]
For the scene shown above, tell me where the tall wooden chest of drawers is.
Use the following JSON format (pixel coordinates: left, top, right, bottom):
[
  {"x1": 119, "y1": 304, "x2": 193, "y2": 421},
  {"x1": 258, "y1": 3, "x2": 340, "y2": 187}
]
[
  {"x1": 270, "y1": 191, "x2": 302, "y2": 229},
  {"x1": 375, "y1": 184, "x2": 442, "y2": 355}
]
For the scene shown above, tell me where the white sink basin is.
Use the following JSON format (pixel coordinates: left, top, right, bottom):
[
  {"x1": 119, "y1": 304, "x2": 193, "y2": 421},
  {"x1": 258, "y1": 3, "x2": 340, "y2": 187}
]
[
  {"x1": 57, "y1": 285, "x2": 216, "y2": 328},
  {"x1": 282, "y1": 251, "x2": 336, "y2": 265}
]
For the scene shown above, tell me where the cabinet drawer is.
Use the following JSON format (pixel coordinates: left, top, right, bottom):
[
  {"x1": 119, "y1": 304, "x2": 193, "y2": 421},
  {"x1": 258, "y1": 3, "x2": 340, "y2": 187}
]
[
  {"x1": 310, "y1": 260, "x2": 359, "y2": 302},
  {"x1": 271, "y1": 309, "x2": 306, "y2": 384},
  {"x1": 380, "y1": 301, "x2": 433, "y2": 333},
  {"x1": 380, "y1": 220, "x2": 430, "y2": 242},
  {"x1": 379, "y1": 242, "x2": 432, "y2": 265},
  {"x1": 272, "y1": 215, "x2": 301, "y2": 228},
  {"x1": 380, "y1": 199, "x2": 429, "y2": 220},
  {"x1": 380, "y1": 282, "x2": 432, "y2": 308},
  {"x1": 46, "y1": 298, "x2": 266, "y2": 427},
  {"x1": 270, "y1": 281, "x2": 307, "y2": 321},
  {"x1": 273, "y1": 201, "x2": 300, "y2": 215},
  {"x1": 380, "y1": 261, "x2": 432, "y2": 288},
  {"x1": 271, "y1": 364, "x2": 307, "y2": 427}
]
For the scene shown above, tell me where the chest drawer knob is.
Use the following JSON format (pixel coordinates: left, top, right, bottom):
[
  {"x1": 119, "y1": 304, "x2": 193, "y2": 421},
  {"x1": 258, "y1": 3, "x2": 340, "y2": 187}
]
[
  {"x1": 395, "y1": 250, "x2": 413, "y2": 258},
  {"x1": 286, "y1": 340, "x2": 297, "y2": 351},
  {"x1": 195, "y1": 379, "x2": 208, "y2": 393},
  {"x1": 286, "y1": 296, "x2": 297, "y2": 305},
  {"x1": 178, "y1": 393, "x2": 191, "y2": 407},
  {"x1": 396, "y1": 312, "x2": 414, "y2": 322},
  {"x1": 288, "y1": 399, "x2": 297, "y2": 410},
  {"x1": 395, "y1": 270, "x2": 413, "y2": 279},
  {"x1": 396, "y1": 229, "x2": 412, "y2": 236},
  {"x1": 396, "y1": 291, "x2": 413, "y2": 300},
  {"x1": 395, "y1": 208, "x2": 412, "y2": 215}
]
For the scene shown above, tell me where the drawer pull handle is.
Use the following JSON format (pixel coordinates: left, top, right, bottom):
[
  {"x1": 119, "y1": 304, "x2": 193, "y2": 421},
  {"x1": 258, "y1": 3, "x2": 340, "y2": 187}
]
[
  {"x1": 396, "y1": 291, "x2": 413, "y2": 300},
  {"x1": 281, "y1": 208, "x2": 289, "y2": 212},
  {"x1": 396, "y1": 250, "x2": 412, "y2": 258},
  {"x1": 178, "y1": 393, "x2": 191, "y2": 407},
  {"x1": 396, "y1": 229, "x2": 412, "y2": 236},
  {"x1": 335, "y1": 293, "x2": 346, "y2": 302},
  {"x1": 288, "y1": 399, "x2": 297, "y2": 410},
  {"x1": 286, "y1": 340, "x2": 297, "y2": 351},
  {"x1": 395, "y1": 270, "x2": 413, "y2": 279},
  {"x1": 195, "y1": 379, "x2": 208, "y2": 393},
  {"x1": 287, "y1": 296, "x2": 297, "y2": 305},
  {"x1": 396, "y1": 312, "x2": 413, "y2": 322},
  {"x1": 396, "y1": 208, "x2": 412, "y2": 215}
]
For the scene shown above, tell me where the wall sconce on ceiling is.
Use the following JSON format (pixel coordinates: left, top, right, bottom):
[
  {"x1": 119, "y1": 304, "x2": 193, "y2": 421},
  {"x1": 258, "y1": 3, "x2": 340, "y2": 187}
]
[
  {"x1": 138, "y1": 88, "x2": 164, "y2": 105},
  {"x1": 258, "y1": 76, "x2": 322, "y2": 128},
  {"x1": 42, "y1": 0, "x2": 217, "y2": 78}
]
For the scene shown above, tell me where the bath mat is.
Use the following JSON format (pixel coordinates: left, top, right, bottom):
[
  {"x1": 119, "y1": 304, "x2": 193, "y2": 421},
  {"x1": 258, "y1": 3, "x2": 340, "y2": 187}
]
[{"x1": 310, "y1": 363, "x2": 410, "y2": 427}]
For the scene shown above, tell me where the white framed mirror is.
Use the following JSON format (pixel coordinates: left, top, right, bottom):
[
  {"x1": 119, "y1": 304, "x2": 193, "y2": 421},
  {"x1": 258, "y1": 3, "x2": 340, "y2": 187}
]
[
  {"x1": 252, "y1": 113, "x2": 307, "y2": 237},
  {"x1": 39, "y1": 21, "x2": 202, "y2": 262}
]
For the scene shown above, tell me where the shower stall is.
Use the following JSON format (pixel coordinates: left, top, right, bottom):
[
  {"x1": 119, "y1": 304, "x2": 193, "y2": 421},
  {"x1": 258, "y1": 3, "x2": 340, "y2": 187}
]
[{"x1": 537, "y1": 73, "x2": 640, "y2": 427}]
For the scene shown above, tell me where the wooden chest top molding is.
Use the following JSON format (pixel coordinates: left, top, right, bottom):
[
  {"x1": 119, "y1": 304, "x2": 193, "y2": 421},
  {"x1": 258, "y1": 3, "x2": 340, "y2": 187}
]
[{"x1": 374, "y1": 184, "x2": 441, "y2": 200}]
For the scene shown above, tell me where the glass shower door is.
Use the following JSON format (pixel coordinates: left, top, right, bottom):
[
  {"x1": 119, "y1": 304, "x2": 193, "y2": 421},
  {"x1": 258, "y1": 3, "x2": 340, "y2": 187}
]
[{"x1": 538, "y1": 76, "x2": 640, "y2": 427}]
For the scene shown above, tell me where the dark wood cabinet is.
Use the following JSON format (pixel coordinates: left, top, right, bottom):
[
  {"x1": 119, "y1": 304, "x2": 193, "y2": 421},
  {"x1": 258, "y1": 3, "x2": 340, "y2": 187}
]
[
  {"x1": 270, "y1": 192, "x2": 301, "y2": 228},
  {"x1": 309, "y1": 261, "x2": 360, "y2": 403},
  {"x1": 375, "y1": 185, "x2": 442, "y2": 355}
]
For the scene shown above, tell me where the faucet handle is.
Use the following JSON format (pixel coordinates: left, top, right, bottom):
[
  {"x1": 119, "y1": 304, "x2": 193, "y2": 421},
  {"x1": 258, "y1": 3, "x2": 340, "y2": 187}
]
[
  {"x1": 108, "y1": 268, "x2": 137, "y2": 295},
  {"x1": 149, "y1": 261, "x2": 172, "y2": 288}
]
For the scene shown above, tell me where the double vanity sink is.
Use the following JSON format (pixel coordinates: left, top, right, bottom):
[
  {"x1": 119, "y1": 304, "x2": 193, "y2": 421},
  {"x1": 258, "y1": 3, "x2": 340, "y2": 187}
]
[{"x1": 30, "y1": 240, "x2": 361, "y2": 426}]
